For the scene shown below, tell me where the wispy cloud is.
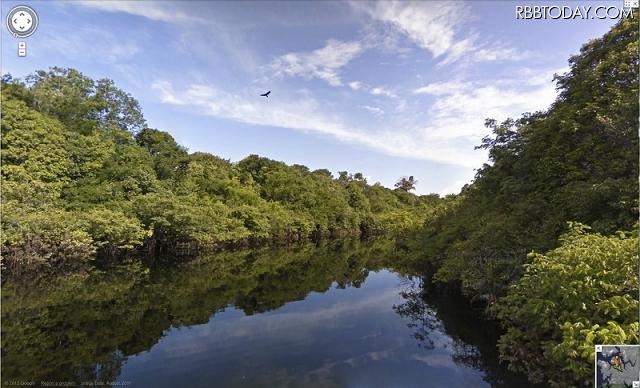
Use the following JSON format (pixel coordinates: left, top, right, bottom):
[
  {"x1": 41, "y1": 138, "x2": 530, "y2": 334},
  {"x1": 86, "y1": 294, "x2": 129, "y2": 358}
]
[
  {"x1": 369, "y1": 87, "x2": 396, "y2": 98},
  {"x1": 353, "y1": 1, "x2": 463, "y2": 58},
  {"x1": 473, "y1": 47, "x2": 530, "y2": 62},
  {"x1": 270, "y1": 40, "x2": 364, "y2": 86},
  {"x1": 428, "y1": 81, "x2": 556, "y2": 124},
  {"x1": 353, "y1": 1, "x2": 529, "y2": 66},
  {"x1": 151, "y1": 78, "x2": 556, "y2": 168},
  {"x1": 438, "y1": 39, "x2": 532, "y2": 66},
  {"x1": 38, "y1": 25, "x2": 139, "y2": 64},
  {"x1": 75, "y1": 0, "x2": 203, "y2": 24},
  {"x1": 152, "y1": 81, "x2": 365, "y2": 142},
  {"x1": 67, "y1": 0, "x2": 559, "y2": 172},
  {"x1": 414, "y1": 81, "x2": 473, "y2": 96},
  {"x1": 74, "y1": 1, "x2": 261, "y2": 74},
  {"x1": 408, "y1": 68, "x2": 558, "y2": 165},
  {"x1": 347, "y1": 81, "x2": 397, "y2": 99},
  {"x1": 349, "y1": 81, "x2": 365, "y2": 90},
  {"x1": 152, "y1": 80, "x2": 478, "y2": 166},
  {"x1": 361, "y1": 105, "x2": 384, "y2": 115}
]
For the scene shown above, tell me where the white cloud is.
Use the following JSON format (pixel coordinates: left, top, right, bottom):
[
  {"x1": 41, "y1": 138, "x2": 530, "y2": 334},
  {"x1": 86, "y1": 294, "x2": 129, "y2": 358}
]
[
  {"x1": 270, "y1": 40, "x2": 364, "y2": 86},
  {"x1": 354, "y1": 1, "x2": 463, "y2": 58},
  {"x1": 509, "y1": 66, "x2": 569, "y2": 86},
  {"x1": 74, "y1": 1, "x2": 262, "y2": 74},
  {"x1": 151, "y1": 80, "x2": 483, "y2": 167},
  {"x1": 429, "y1": 83, "x2": 556, "y2": 123},
  {"x1": 473, "y1": 47, "x2": 530, "y2": 62},
  {"x1": 152, "y1": 63, "x2": 559, "y2": 169},
  {"x1": 361, "y1": 105, "x2": 384, "y2": 115},
  {"x1": 435, "y1": 35, "x2": 477, "y2": 66},
  {"x1": 439, "y1": 41, "x2": 532, "y2": 66},
  {"x1": 353, "y1": 1, "x2": 529, "y2": 66},
  {"x1": 408, "y1": 69, "x2": 559, "y2": 166},
  {"x1": 348, "y1": 82, "x2": 396, "y2": 99},
  {"x1": 370, "y1": 87, "x2": 396, "y2": 98},
  {"x1": 152, "y1": 81, "x2": 364, "y2": 141},
  {"x1": 414, "y1": 81, "x2": 473, "y2": 96},
  {"x1": 104, "y1": 41, "x2": 140, "y2": 61},
  {"x1": 152, "y1": 81, "x2": 188, "y2": 106},
  {"x1": 349, "y1": 81, "x2": 365, "y2": 90},
  {"x1": 38, "y1": 26, "x2": 139, "y2": 64},
  {"x1": 69, "y1": 0, "x2": 559, "y2": 172},
  {"x1": 76, "y1": 1, "x2": 202, "y2": 24}
]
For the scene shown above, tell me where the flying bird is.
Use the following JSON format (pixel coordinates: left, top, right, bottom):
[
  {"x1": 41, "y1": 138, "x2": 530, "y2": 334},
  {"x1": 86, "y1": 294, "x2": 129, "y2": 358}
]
[{"x1": 260, "y1": 91, "x2": 271, "y2": 98}]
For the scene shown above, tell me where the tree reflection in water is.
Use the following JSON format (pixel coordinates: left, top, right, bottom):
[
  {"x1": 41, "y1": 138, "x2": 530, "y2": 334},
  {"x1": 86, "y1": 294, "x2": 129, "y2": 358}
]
[
  {"x1": 393, "y1": 277, "x2": 540, "y2": 388},
  {"x1": 3, "y1": 238, "x2": 536, "y2": 387},
  {"x1": 393, "y1": 277, "x2": 441, "y2": 350},
  {"x1": 1, "y1": 238, "x2": 391, "y2": 383}
]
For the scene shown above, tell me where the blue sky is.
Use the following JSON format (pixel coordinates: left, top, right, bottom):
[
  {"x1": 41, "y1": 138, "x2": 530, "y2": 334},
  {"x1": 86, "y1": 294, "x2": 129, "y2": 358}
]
[{"x1": 1, "y1": 1, "x2": 618, "y2": 194}]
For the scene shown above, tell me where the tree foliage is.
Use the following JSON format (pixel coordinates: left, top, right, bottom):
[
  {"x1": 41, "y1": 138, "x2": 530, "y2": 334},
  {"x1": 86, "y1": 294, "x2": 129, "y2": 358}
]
[
  {"x1": 421, "y1": 18, "x2": 638, "y2": 297},
  {"x1": 496, "y1": 224, "x2": 639, "y2": 386},
  {"x1": 417, "y1": 18, "x2": 639, "y2": 385},
  {"x1": 395, "y1": 176, "x2": 417, "y2": 192},
  {"x1": 1, "y1": 69, "x2": 438, "y2": 273}
]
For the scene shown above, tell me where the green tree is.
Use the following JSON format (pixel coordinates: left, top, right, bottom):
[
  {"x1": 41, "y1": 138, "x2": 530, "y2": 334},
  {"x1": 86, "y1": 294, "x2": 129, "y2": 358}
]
[
  {"x1": 25, "y1": 67, "x2": 146, "y2": 133},
  {"x1": 394, "y1": 176, "x2": 417, "y2": 192},
  {"x1": 1, "y1": 68, "x2": 438, "y2": 273},
  {"x1": 496, "y1": 224, "x2": 639, "y2": 386},
  {"x1": 422, "y1": 18, "x2": 638, "y2": 299},
  {"x1": 135, "y1": 128, "x2": 188, "y2": 180}
]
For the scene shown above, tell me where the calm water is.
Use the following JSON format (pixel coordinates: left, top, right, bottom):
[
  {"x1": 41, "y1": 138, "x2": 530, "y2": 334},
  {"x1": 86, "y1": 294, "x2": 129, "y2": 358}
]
[{"x1": 2, "y1": 239, "x2": 534, "y2": 387}]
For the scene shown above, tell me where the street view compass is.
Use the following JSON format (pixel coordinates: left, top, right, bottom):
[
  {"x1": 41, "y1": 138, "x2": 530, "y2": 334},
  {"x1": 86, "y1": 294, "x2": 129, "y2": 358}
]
[{"x1": 6, "y1": 5, "x2": 38, "y2": 57}]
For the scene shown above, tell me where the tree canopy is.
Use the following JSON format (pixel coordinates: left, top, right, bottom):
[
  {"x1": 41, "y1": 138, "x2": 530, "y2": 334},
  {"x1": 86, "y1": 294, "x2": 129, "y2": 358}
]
[
  {"x1": 417, "y1": 18, "x2": 639, "y2": 385},
  {"x1": 1, "y1": 70, "x2": 438, "y2": 274}
]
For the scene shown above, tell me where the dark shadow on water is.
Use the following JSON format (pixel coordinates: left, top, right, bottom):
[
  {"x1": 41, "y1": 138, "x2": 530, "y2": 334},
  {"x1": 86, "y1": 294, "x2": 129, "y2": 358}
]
[{"x1": 393, "y1": 277, "x2": 542, "y2": 388}]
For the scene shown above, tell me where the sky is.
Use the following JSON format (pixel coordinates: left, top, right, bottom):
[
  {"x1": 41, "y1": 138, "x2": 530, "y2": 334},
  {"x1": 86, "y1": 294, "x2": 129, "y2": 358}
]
[{"x1": 1, "y1": 1, "x2": 619, "y2": 195}]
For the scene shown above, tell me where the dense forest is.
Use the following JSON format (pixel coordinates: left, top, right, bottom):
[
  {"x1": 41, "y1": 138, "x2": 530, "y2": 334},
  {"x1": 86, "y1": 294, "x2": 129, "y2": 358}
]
[
  {"x1": 1, "y1": 71, "x2": 440, "y2": 277},
  {"x1": 417, "y1": 18, "x2": 639, "y2": 386}
]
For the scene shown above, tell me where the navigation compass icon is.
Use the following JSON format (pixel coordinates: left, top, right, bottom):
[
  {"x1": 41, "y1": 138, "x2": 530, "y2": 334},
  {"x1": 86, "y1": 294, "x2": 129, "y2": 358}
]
[
  {"x1": 7, "y1": 5, "x2": 38, "y2": 38},
  {"x1": 6, "y1": 5, "x2": 38, "y2": 57}
]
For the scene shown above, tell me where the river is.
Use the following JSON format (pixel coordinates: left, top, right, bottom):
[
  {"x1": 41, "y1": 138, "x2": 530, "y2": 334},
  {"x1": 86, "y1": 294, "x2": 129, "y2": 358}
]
[{"x1": 2, "y1": 239, "x2": 535, "y2": 387}]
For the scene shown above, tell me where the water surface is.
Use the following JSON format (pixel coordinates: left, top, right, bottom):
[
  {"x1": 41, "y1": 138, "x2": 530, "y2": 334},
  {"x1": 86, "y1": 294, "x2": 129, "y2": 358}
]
[{"x1": 2, "y1": 239, "x2": 534, "y2": 387}]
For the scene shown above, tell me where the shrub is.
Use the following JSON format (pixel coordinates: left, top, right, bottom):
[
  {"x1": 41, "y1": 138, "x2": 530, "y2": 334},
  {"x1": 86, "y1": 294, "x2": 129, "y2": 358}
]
[{"x1": 496, "y1": 223, "x2": 639, "y2": 386}]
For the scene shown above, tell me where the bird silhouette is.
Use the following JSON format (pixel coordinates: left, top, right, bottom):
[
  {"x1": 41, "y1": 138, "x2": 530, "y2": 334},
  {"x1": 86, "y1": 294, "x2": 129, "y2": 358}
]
[{"x1": 260, "y1": 91, "x2": 271, "y2": 97}]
